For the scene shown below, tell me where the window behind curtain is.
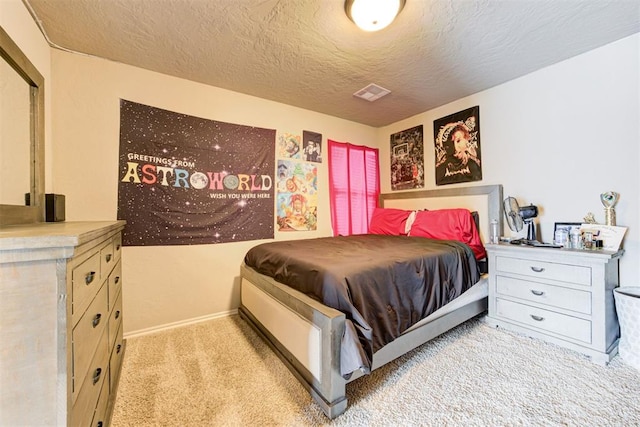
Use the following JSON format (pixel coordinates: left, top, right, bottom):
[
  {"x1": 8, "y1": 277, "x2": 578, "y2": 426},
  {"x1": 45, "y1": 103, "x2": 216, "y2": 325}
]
[{"x1": 328, "y1": 139, "x2": 380, "y2": 236}]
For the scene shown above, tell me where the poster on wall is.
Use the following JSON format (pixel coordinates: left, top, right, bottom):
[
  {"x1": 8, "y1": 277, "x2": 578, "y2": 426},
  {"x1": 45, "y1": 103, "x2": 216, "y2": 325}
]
[
  {"x1": 117, "y1": 99, "x2": 275, "y2": 246},
  {"x1": 277, "y1": 132, "x2": 302, "y2": 160},
  {"x1": 302, "y1": 130, "x2": 322, "y2": 163},
  {"x1": 276, "y1": 160, "x2": 318, "y2": 231},
  {"x1": 390, "y1": 125, "x2": 424, "y2": 190},
  {"x1": 433, "y1": 106, "x2": 482, "y2": 186}
]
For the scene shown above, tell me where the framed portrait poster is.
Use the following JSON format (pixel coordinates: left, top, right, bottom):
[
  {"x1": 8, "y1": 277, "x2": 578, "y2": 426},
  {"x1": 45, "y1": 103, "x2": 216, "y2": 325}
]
[{"x1": 433, "y1": 106, "x2": 482, "y2": 186}]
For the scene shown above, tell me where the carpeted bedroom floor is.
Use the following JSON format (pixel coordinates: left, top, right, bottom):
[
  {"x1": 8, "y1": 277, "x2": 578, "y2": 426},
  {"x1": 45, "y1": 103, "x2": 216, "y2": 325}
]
[{"x1": 111, "y1": 315, "x2": 640, "y2": 426}]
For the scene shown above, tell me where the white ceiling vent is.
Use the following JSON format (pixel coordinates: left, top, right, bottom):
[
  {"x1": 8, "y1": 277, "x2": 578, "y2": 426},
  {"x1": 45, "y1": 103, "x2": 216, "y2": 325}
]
[{"x1": 353, "y1": 83, "x2": 391, "y2": 102}]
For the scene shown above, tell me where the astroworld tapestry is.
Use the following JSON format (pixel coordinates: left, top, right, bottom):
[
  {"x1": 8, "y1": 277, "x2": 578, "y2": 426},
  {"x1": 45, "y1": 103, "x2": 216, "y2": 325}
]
[
  {"x1": 433, "y1": 106, "x2": 482, "y2": 186},
  {"x1": 118, "y1": 100, "x2": 275, "y2": 246}
]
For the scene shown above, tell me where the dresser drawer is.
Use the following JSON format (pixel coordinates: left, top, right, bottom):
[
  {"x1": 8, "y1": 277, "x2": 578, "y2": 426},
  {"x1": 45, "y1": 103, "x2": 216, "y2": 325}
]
[
  {"x1": 496, "y1": 256, "x2": 591, "y2": 286},
  {"x1": 113, "y1": 232, "x2": 122, "y2": 263},
  {"x1": 110, "y1": 324, "x2": 125, "y2": 393},
  {"x1": 108, "y1": 259, "x2": 122, "y2": 310},
  {"x1": 71, "y1": 330, "x2": 109, "y2": 427},
  {"x1": 91, "y1": 366, "x2": 110, "y2": 427},
  {"x1": 72, "y1": 251, "x2": 102, "y2": 323},
  {"x1": 73, "y1": 283, "x2": 108, "y2": 399},
  {"x1": 100, "y1": 239, "x2": 115, "y2": 277},
  {"x1": 496, "y1": 276, "x2": 591, "y2": 314},
  {"x1": 496, "y1": 298, "x2": 591, "y2": 343},
  {"x1": 109, "y1": 290, "x2": 123, "y2": 349}
]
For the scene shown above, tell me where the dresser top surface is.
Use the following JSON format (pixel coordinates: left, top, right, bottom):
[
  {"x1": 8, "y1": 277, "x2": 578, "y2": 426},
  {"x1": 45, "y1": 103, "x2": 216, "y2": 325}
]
[{"x1": 0, "y1": 221, "x2": 125, "y2": 252}]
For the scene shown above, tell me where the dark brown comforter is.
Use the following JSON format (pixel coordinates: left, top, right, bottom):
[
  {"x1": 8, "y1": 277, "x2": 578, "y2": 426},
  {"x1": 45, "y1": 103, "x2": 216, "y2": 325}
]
[{"x1": 244, "y1": 234, "x2": 480, "y2": 376}]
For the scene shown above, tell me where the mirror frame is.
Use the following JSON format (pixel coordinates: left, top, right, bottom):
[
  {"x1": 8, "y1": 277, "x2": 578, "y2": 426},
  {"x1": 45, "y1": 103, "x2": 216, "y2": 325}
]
[{"x1": 0, "y1": 25, "x2": 45, "y2": 226}]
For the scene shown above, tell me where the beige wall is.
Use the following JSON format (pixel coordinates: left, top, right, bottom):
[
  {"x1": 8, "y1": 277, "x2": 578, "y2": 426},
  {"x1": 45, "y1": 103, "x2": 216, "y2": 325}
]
[
  {"x1": 377, "y1": 34, "x2": 640, "y2": 291},
  {"x1": 18, "y1": 0, "x2": 634, "y2": 335},
  {"x1": 50, "y1": 50, "x2": 377, "y2": 335},
  {"x1": 0, "y1": 0, "x2": 52, "y2": 193}
]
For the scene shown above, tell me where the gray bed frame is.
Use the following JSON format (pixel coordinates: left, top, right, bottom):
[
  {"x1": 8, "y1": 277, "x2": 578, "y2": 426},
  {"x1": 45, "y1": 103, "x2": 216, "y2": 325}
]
[{"x1": 238, "y1": 184, "x2": 503, "y2": 418}]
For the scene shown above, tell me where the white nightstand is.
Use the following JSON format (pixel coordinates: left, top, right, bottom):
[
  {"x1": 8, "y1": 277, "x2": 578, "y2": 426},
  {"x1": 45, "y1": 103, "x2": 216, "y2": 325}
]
[{"x1": 485, "y1": 243, "x2": 623, "y2": 365}]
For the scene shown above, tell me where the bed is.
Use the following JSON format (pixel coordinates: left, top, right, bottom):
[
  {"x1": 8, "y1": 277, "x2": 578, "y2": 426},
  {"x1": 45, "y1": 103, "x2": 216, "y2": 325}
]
[{"x1": 238, "y1": 184, "x2": 503, "y2": 418}]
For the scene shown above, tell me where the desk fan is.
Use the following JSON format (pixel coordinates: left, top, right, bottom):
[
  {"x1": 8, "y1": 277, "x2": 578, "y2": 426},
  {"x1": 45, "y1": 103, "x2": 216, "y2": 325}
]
[{"x1": 503, "y1": 196, "x2": 539, "y2": 244}]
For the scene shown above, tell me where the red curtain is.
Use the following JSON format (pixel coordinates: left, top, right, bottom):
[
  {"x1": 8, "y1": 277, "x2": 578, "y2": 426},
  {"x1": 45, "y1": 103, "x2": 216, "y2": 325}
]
[{"x1": 328, "y1": 140, "x2": 380, "y2": 236}]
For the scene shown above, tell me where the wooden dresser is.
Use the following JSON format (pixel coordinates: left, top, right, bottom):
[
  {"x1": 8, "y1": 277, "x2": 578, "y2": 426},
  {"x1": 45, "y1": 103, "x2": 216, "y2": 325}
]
[
  {"x1": 0, "y1": 221, "x2": 125, "y2": 426},
  {"x1": 485, "y1": 243, "x2": 623, "y2": 365}
]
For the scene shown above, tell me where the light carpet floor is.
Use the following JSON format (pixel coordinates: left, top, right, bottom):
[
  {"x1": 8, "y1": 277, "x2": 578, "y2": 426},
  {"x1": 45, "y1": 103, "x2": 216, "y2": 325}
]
[{"x1": 111, "y1": 315, "x2": 640, "y2": 426}]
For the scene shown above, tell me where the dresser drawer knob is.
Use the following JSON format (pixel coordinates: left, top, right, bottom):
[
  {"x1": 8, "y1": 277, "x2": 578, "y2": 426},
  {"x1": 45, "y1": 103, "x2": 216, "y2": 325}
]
[
  {"x1": 530, "y1": 314, "x2": 544, "y2": 322},
  {"x1": 530, "y1": 266, "x2": 545, "y2": 273},
  {"x1": 97, "y1": 422, "x2": 104, "y2": 427},
  {"x1": 92, "y1": 367, "x2": 102, "y2": 385},
  {"x1": 92, "y1": 313, "x2": 102, "y2": 328},
  {"x1": 85, "y1": 271, "x2": 96, "y2": 285},
  {"x1": 530, "y1": 290, "x2": 545, "y2": 296},
  {"x1": 115, "y1": 276, "x2": 120, "y2": 285},
  {"x1": 116, "y1": 244, "x2": 121, "y2": 251},
  {"x1": 115, "y1": 310, "x2": 121, "y2": 320},
  {"x1": 116, "y1": 344, "x2": 122, "y2": 354},
  {"x1": 105, "y1": 253, "x2": 112, "y2": 263}
]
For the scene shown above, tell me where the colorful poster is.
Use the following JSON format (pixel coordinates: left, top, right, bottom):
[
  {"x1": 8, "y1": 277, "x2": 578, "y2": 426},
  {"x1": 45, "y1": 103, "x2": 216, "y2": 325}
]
[
  {"x1": 434, "y1": 106, "x2": 482, "y2": 186},
  {"x1": 390, "y1": 125, "x2": 424, "y2": 190},
  {"x1": 118, "y1": 100, "x2": 275, "y2": 246},
  {"x1": 276, "y1": 160, "x2": 318, "y2": 231},
  {"x1": 277, "y1": 132, "x2": 302, "y2": 160}
]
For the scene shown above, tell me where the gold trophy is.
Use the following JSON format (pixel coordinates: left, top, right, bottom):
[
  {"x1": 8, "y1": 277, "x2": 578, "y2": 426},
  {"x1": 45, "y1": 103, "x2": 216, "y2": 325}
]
[{"x1": 600, "y1": 191, "x2": 619, "y2": 226}]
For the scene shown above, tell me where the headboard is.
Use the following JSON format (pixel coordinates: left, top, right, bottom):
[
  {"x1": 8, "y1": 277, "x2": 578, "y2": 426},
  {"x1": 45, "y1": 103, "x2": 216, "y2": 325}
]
[{"x1": 379, "y1": 184, "x2": 503, "y2": 243}]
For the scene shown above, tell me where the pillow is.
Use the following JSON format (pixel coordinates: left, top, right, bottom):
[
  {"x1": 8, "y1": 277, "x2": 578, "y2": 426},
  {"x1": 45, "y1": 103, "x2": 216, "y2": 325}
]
[
  {"x1": 409, "y1": 208, "x2": 486, "y2": 260},
  {"x1": 369, "y1": 207, "x2": 413, "y2": 235}
]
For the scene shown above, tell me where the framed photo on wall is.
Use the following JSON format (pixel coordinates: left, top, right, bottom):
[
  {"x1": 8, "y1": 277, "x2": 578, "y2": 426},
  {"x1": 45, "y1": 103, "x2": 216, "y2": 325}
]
[{"x1": 390, "y1": 125, "x2": 424, "y2": 190}]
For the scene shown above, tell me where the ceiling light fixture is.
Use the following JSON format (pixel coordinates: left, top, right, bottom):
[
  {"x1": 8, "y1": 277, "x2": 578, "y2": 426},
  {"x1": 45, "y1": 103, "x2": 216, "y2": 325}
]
[{"x1": 345, "y1": 0, "x2": 406, "y2": 32}]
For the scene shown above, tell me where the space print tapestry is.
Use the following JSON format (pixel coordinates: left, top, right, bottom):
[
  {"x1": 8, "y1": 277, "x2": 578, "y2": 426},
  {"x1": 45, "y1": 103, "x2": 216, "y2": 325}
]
[{"x1": 117, "y1": 100, "x2": 275, "y2": 246}]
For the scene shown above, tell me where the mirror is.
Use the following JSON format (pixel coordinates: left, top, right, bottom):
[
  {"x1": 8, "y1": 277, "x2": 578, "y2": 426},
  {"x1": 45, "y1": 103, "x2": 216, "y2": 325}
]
[{"x1": 0, "y1": 25, "x2": 45, "y2": 225}]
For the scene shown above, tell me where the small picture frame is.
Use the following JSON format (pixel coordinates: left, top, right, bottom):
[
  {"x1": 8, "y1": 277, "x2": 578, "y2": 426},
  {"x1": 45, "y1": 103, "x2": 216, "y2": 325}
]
[{"x1": 553, "y1": 222, "x2": 581, "y2": 246}]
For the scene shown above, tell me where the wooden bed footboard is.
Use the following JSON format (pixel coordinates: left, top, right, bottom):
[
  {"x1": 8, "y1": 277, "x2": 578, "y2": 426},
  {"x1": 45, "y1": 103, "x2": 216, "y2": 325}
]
[
  {"x1": 239, "y1": 263, "x2": 488, "y2": 418},
  {"x1": 239, "y1": 263, "x2": 349, "y2": 418}
]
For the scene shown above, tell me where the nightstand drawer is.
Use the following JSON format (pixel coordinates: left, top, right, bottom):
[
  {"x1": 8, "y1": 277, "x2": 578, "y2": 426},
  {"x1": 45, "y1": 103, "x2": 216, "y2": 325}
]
[
  {"x1": 496, "y1": 256, "x2": 591, "y2": 286},
  {"x1": 496, "y1": 276, "x2": 591, "y2": 314},
  {"x1": 496, "y1": 298, "x2": 591, "y2": 343}
]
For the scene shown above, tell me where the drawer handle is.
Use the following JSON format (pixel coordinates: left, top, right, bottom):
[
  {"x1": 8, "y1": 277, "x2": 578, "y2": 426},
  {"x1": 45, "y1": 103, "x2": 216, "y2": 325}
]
[
  {"x1": 93, "y1": 367, "x2": 102, "y2": 385},
  {"x1": 116, "y1": 244, "x2": 121, "y2": 251},
  {"x1": 105, "y1": 253, "x2": 112, "y2": 263},
  {"x1": 85, "y1": 271, "x2": 96, "y2": 285},
  {"x1": 530, "y1": 290, "x2": 545, "y2": 296},
  {"x1": 530, "y1": 314, "x2": 545, "y2": 322},
  {"x1": 115, "y1": 276, "x2": 120, "y2": 285},
  {"x1": 116, "y1": 344, "x2": 122, "y2": 354},
  {"x1": 97, "y1": 422, "x2": 104, "y2": 427},
  {"x1": 115, "y1": 310, "x2": 121, "y2": 320},
  {"x1": 530, "y1": 266, "x2": 545, "y2": 273},
  {"x1": 92, "y1": 313, "x2": 102, "y2": 328}
]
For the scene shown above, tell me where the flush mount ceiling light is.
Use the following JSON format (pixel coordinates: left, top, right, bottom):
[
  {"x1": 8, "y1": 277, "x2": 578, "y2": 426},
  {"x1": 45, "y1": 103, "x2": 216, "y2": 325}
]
[{"x1": 345, "y1": 0, "x2": 406, "y2": 32}]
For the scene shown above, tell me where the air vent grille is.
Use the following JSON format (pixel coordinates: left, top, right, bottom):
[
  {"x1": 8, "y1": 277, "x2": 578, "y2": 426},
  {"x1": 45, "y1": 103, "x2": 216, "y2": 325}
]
[{"x1": 353, "y1": 83, "x2": 391, "y2": 102}]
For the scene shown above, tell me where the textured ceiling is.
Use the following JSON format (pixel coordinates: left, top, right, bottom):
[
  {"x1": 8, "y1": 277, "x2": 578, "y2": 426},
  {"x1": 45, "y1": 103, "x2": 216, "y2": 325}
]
[{"x1": 24, "y1": 0, "x2": 640, "y2": 127}]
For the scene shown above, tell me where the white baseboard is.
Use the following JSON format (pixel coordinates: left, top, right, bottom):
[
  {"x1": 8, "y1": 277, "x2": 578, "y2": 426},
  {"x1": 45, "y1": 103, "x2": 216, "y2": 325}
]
[{"x1": 124, "y1": 309, "x2": 238, "y2": 339}]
